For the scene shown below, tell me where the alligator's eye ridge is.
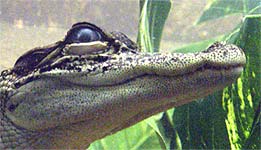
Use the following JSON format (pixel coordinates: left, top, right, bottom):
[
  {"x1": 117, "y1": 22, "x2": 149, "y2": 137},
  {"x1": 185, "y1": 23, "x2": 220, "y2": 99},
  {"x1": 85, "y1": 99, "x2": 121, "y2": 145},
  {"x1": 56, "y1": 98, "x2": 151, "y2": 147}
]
[{"x1": 65, "y1": 28, "x2": 102, "y2": 44}]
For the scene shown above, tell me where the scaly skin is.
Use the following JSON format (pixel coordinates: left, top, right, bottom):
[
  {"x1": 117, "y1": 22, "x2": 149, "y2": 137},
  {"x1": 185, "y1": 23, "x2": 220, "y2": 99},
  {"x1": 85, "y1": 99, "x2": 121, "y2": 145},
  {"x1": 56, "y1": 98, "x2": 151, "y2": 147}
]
[{"x1": 0, "y1": 22, "x2": 246, "y2": 149}]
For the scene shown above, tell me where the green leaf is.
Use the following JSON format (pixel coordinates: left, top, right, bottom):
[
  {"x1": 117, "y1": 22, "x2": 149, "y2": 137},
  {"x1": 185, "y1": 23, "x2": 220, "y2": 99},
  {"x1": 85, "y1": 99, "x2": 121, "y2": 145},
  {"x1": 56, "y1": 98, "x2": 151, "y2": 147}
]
[
  {"x1": 246, "y1": 1, "x2": 261, "y2": 15},
  {"x1": 195, "y1": 0, "x2": 243, "y2": 24},
  {"x1": 88, "y1": 120, "x2": 162, "y2": 150},
  {"x1": 223, "y1": 12, "x2": 261, "y2": 149},
  {"x1": 137, "y1": 0, "x2": 171, "y2": 52},
  {"x1": 145, "y1": 109, "x2": 177, "y2": 150},
  {"x1": 172, "y1": 35, "x2": 225, "y2": 53},
  {"x1": 171, "y1": 9, "x2": 261, "y2": 150},
  {"x1": 195, "y1": 0, "x2": 260, "y2": 24},
  {"x1": 243, "y1": 102, "x2": 260, "y2": 149},
  {"x1": 172, "y1": 94, "x2": 231, "y2": 149}
]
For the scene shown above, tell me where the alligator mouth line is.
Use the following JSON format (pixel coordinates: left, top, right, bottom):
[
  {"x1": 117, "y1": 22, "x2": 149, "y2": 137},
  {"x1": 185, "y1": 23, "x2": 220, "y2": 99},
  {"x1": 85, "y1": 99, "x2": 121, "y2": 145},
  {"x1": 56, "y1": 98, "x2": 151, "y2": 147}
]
[
  {"x1": 190, "y1": 63, "x2": 243, "y2": 72},
  {"x1": 117, "y1": 64, "x2": 243, "y2": 86}
]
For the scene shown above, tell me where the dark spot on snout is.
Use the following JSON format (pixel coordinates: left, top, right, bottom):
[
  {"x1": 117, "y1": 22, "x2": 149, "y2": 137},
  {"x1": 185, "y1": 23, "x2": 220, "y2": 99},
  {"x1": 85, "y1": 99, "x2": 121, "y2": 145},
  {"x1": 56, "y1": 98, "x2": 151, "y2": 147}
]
[
  {"x1": 171, "y1": 57, "x2": 179, "y2": 62},
  {"x1": 8, "y1": 103, "x2": 19, "y2": 112},
  {"x1": 102, "y1": 66, "x2": 108, "y2": 72},
  {"x1": 126, "y1": 57, "x2": 133, "y2": 61},
  {"x1": 93, "y1": 56, "x2": 108, "y2": 63},
  {"x1": 223, "y1": 51, "x2": 228, "y2": 57},
  {"x1": 121, "y1": 47, "x2": 129, "y2": 52}
]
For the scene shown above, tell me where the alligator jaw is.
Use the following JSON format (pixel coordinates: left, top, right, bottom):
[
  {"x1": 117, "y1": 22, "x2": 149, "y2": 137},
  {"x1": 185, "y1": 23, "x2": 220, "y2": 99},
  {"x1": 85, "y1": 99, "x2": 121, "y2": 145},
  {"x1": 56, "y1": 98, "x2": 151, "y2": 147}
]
[
  {"x1": 1, "y1": 41, "x2": 245, "y2": 148},
  {"x1": 6, "y1": 64, "x2": 243, "y2": 148}
]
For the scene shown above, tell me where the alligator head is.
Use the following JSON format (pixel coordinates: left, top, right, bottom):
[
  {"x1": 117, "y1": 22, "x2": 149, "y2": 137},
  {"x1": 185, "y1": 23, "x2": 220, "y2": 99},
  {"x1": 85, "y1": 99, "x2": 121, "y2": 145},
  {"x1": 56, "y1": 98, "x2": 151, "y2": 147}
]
[{"x1": 0, "y1": 22, "x2": 246, "y2": 149}]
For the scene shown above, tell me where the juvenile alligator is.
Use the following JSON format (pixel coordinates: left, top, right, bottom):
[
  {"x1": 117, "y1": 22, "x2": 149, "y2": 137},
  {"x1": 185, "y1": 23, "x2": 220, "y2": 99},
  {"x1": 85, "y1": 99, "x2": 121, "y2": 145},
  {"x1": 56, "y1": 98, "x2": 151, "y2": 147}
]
[{"x1": 0, "y1": 22, "x2": 246, "y2": 149}]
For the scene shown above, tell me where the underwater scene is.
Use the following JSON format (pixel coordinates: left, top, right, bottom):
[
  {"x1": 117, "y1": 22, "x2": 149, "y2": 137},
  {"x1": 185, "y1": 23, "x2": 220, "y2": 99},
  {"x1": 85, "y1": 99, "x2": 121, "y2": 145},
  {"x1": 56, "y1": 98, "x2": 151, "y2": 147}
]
[{"x1": 0, "y1": 0, "x2": 260, "y2": 149}]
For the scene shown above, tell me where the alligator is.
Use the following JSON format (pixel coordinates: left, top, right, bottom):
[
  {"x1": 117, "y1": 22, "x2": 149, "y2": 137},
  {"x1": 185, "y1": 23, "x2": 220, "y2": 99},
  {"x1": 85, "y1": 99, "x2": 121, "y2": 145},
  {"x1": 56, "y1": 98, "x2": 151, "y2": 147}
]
[{"x1": 0, "y1": 22, "x2": 246, "y2": 149}]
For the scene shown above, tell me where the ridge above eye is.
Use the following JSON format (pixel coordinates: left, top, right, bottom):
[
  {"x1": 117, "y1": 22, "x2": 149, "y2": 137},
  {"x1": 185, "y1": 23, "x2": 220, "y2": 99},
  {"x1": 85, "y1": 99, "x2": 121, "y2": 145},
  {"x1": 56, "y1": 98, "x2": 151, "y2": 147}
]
[{"x1": 12, "y1": 43, "x2": 61, "y2": 76}]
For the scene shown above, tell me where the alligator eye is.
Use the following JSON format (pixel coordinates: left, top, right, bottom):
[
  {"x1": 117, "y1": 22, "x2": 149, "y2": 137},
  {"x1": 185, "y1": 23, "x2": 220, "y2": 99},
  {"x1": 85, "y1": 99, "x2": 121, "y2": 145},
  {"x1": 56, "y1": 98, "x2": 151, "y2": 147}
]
[{"x1": 65, "y1": 28, "x2": 103, "y2": 44}]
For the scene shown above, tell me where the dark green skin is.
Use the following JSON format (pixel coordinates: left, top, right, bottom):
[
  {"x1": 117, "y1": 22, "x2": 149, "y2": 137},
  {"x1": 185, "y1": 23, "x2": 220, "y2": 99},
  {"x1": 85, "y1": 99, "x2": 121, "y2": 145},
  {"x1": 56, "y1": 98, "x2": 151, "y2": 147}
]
[{"x1": 0, "y1": 22, "x2": 246, "y2": 149}]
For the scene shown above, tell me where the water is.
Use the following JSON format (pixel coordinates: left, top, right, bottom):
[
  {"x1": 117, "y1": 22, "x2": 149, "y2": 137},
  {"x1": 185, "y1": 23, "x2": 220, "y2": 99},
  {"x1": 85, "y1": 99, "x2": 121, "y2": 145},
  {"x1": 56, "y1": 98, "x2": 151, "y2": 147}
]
[{"x1": 0, "y1": 0, "x2": 241, "y2": 70}]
